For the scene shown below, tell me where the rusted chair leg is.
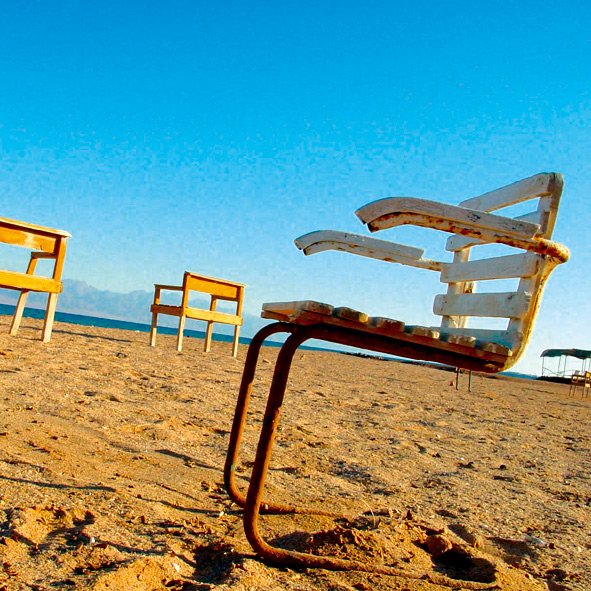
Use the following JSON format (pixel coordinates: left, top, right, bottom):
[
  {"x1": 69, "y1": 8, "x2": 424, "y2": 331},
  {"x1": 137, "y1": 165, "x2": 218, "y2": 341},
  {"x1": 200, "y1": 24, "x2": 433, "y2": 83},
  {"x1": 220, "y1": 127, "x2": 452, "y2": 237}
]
[
  {"x1": 239, "y1": 329, "x2": 497, "y2": 586},
  {"x1": 240, "y1": 328, "x2": 418, "y2": 574},
  {"x1": 225, "y1": 322, "x2": 344, "y2": 517},
  {"x1": 224, "y1": 322, "x2": 298, "y2": 513}
]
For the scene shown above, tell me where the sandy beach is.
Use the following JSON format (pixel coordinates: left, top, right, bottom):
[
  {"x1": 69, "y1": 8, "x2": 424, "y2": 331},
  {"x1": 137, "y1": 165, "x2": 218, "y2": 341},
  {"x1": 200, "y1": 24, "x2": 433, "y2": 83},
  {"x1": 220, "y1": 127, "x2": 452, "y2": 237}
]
[{"x1": 0, "y1": 316, "x2": 589, "y2": 591}]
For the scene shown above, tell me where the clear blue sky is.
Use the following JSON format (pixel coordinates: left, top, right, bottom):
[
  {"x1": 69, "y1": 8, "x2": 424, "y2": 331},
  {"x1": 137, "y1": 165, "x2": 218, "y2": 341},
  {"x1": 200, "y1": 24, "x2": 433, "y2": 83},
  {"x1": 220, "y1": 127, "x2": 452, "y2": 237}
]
[{"x1": 1, "y1": 1, "x2": 590, "y2": 375}]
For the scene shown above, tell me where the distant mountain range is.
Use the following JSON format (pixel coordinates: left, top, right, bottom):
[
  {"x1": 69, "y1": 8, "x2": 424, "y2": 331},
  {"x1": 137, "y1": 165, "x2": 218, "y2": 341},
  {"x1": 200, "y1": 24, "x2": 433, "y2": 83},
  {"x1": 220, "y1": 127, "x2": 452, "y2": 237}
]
[{"x1": 0, "y1": 279, "x2": 268, "y2": 337}]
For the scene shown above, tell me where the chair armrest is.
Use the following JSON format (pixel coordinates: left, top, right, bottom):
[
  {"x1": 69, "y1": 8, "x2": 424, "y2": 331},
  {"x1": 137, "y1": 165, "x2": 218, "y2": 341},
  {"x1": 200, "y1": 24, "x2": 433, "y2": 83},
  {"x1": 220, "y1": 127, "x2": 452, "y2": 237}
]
[
  {"x1": 154, "y1": 284, "x2": 183, "y2": 291},
  {"x1": 152, "y1": 284, "x2": 183, "y2": 305},
  {"x1": 355, "y1": 197, "x2": 569, "y2": 261},
  {"x1": 356, "y1": 197, "x2": 540, "y2": 238},
  {"x1": 295, "y1": 230, "x2": 446, "y2": 271}
]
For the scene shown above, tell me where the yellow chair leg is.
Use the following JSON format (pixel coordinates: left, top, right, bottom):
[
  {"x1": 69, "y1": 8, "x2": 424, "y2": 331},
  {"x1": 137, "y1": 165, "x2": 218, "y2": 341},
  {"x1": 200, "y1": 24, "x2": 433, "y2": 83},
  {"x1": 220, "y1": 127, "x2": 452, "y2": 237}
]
[
  {"x1": 176, "y1": 316, "x2": 186, "y2": 352},
  {"x1": 204, "y1": 320, "x2": 214, "y2": 353},
  {"x1": 232, "y1": 325, "x2": 241, "y2": 358},
  {"x1": 149, "y1": 313, "x2": 158, "y2": 347},
  {"x1": 41, "y1": 293, "x2": 58, "y2": 343},
  {"x1": 9, "y1": 290, "x2": 29, "y2": 336}
]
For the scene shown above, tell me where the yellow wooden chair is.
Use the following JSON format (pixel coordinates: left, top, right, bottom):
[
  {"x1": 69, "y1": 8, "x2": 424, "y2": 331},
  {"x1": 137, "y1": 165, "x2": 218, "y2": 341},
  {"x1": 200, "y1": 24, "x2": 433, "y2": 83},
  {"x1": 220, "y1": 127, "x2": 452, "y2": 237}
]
[
  {"x1": 149, "y1": 271, "x2": 245, "y2": 357},
  {"x1": 0, "y1": 216, "x2": 70, "y2": 343},
  {"x1": 569, "y1": 371, "x2": 591, "y2": 397},
  {"x1": 224, "y1": 172, "x2": 569, "y2": 574}
]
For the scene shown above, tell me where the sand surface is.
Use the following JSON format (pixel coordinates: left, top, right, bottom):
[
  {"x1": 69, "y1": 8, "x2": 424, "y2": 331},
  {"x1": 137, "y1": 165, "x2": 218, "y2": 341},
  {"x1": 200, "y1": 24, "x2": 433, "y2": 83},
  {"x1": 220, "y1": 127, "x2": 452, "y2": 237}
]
[{"x1": 0, "y1": 317, "x2": 589, "y2": 591}]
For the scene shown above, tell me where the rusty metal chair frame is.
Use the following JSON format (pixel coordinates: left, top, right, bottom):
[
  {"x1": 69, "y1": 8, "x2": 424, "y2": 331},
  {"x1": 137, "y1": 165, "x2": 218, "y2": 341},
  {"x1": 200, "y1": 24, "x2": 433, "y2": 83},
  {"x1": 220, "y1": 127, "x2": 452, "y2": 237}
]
[
  {"x1": 224, "y1": 173, "x2": 569, "y2": 576},
  {"x1": 224, "y1": 317, "x2": 513, "y2": 575}
]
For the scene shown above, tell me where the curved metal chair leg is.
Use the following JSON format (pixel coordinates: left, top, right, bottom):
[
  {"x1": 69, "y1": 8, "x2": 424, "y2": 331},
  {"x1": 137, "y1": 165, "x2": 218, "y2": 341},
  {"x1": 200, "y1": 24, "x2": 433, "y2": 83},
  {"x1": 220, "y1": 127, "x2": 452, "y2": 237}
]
[
  {"x1": 224, "y1": 322, "x2": 296, "y2": 512},
  {"x1": 240, "y1": 327, "x2": 502, "y2": 587},
  {"x1": 241, "y1": 328, "x2": 384, "y2": 571}
]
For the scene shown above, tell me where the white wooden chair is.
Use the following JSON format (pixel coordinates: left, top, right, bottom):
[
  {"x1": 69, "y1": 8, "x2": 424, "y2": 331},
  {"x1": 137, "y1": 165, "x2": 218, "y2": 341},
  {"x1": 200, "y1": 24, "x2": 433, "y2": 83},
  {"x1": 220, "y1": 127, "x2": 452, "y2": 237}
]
[
  {"x1": 149, "y1": 271, "x2": 245, "y2": 357},
  {"x1": 224, "y1": 173, "x2": 569, "y2": 574},
  {"x1": 292, "y1": 172, "x2": 569, "y2": 369}
]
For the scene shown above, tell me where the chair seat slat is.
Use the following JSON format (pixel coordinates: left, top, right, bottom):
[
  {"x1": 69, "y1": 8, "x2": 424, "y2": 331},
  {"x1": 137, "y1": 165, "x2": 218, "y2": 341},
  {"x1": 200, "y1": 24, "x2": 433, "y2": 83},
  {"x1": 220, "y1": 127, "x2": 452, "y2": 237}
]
[
  {"x1": 333, "y1": 307, "x2": 369, "y2": 323},
  {"x1": 262, "y1": 300, "x2": 334, "y2": 317},
  {"x1": 433, "y1": 327, "x2": 512, "y2": 349}
]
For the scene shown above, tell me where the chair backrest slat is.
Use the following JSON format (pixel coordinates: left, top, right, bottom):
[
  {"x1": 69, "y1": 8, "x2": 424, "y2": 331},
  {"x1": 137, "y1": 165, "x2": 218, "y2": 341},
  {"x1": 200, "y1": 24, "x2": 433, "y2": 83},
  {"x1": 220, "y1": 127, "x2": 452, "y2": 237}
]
[
  {"x1": 440, "y1": 252, "x2": 542, "y2": 283},
  {"x1": 184, "y1": 273, "x2": 241, "y2": 300},
  {"x1": 434, "y1": 291, "x2": 531, "y2": 319},
  {"x1": 0, "y1": 225, "x2": 59, "y2": 253},
  {"x1": 456, "y1": 173, "x2": 556, "y2": 213},
  {"x1": 516, "y1": 210, "x2": 545, "y2": 225}
]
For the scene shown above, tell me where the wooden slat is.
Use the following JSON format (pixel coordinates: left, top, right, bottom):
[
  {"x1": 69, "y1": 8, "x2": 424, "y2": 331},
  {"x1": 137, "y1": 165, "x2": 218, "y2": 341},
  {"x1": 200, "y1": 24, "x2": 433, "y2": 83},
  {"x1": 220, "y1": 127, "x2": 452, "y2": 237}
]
[
  {"x1": 151, "y1": 304, "x2": 242, "y2": 326},
  {"x1": 333, "y1": 307, "x2": 369, "y2": 323},
  {"x1": 261, "y1": 305, "x2": 512, "y2": 365},
  {"x1": 296, "y1": 230, "x2": 425, "y2": 259},
  {"x1": 294, "y1": 231, "x2": 446, "y2": 270},
  {"x1": 0, "y1": 226, "x2": 58, "y2": 253},
  {"x1": 185, "y1": 274, "x2": 242, "y2": 300},
  {"x1": 0, "y1": 216, "x2": 71, "y2": 237},
  {"x1": 435, "y1": 327, "x2": 512, "y2": 348},
  {"x1": 440, "y1": 252, "x2": 541, "y2": 283},
  {"x1": 150, "y1": 304, "x2": 183, "y2": 317},
  {"x1": 185, "y1": 307, "x2": 242, "y2": 325},
  {"x1": 370, "y1": 317, "x2": 405, "y2": 332},
  {"x1": 262, "y1": 301, "x2": 334, "y2": 317},
  {"x1": 447, "y1": 334, "x2": 477, "y2": 348},
  {"x1": 356, "y1": 197, "x2": 541, "y2": 238},
  {"x1": 261, "y1": 309, "x2": 326, "y2": 326},
  {"x1": 433, "y1": 292, "x2": 531, "y2": 318},
  {"x1": 446, "y1": 212, "x2": 542, "y2": 252},
  {"x1": 535, "y1": 194, "x2": 559, "y2": 238},
  {"x1": 447, "y1": 234, "x2": 484, "y2": 252},
  {"x1": 0, "y1": 270, "x2": 61, "y2": 293},
  {"x1": 458, "y1": 173, "x2": 555, "y2": 212},
  {"x1": 482, "y1": 342, "x2": 512, "y2": 356},
  {"x1": 515, "y1": 211, "x2": 543, "y2": 225},
  {"x1": 408, "y1": 326, "x2": 440, "y2": 339}
]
